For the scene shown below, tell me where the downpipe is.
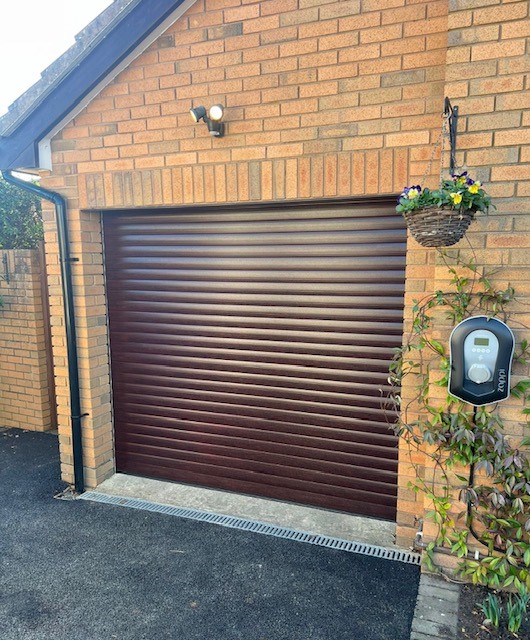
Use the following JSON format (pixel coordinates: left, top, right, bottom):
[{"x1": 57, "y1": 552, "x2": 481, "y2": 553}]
[{"x1": 3, "y1": 170, "x2": 85, "y2": 493}]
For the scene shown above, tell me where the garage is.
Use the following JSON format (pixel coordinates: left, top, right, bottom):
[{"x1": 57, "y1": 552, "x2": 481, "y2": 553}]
[{"x1": 103, "y1": 199, "x2": 406, "y2": 520}]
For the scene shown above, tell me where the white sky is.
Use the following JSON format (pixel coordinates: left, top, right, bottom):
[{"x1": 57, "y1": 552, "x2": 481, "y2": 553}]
[{"x1": 0, "y1": 1, "x2": 114, "y2": 116}]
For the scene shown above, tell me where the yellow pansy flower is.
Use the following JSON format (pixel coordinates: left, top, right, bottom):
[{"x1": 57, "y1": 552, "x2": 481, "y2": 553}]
[
  {"x1": 407, "y1": 188, "x2": 420, "y2": 200},
  {"x1": 468, "y1": 181, "x2": 481, "y2": 194},
  {"x1": 450, "y1": 192, "x2": 463, "y2": 205}
]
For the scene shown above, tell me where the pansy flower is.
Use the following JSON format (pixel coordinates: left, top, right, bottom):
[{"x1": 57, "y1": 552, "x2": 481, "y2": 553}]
[
  {"x1": 468, "y1": 180, "x2": 481, "y2": 194},
  {"x1": 450, "y1": 192, "x2": 463, "y2": 205},
  {"x1": 452, "y1": 171, "x2": 468, "y2": 187},
  {"x1": 400, "y1": 185, "x2": 422, "y2": 200}
]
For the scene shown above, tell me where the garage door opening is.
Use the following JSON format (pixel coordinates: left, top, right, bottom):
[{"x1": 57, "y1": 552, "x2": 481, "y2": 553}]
[{"x1": 103, "y1": 199, "x2": 406, "y2": 520}]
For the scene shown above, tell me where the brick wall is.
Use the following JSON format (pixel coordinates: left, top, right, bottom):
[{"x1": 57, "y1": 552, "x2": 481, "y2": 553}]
[
  {"x1": 397, "y1": 0, "x2": 530, "y2": 552},
  {"x1": 53, "y1": 0, "x2": 449, "y2": 206},
  {"x1": 42, "y1": 0, "x2": 450, "y2": 492},
  {"x1": 38, "y1": 0, "x2": 529, "y2": 549},
  {"x1": 0, "y1": 248, "x2": 55, "y2": 433}
]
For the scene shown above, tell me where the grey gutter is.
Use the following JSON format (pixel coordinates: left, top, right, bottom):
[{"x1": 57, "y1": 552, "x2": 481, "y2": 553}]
[{"x1": 2, "y1": 170, "x2": 85, "y2": 493}]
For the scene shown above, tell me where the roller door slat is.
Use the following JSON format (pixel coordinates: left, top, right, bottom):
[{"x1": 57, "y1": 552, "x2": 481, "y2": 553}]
[{"x1": 118, "y1": 418, "x2": 398, "y2": 460}]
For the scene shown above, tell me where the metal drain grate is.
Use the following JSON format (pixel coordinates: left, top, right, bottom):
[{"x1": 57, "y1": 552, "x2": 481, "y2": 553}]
[{"x1": 80, "y1": 491, "x2": 421, "y2": 566}]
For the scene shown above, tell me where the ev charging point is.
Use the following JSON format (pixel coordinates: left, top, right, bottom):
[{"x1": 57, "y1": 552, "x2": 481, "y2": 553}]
[{"x1": 449, "y1": 316, "x2": 515, "y2": 406}]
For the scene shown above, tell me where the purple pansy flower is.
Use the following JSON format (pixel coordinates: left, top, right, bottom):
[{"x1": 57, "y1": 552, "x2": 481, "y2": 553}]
[{"x1": 400, "y1": 185, "x2": 422, "y2": 197}]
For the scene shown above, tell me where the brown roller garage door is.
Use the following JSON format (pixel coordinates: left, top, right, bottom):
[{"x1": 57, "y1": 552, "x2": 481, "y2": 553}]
[{"x1": 103, "y1": 200, "x2": 406, "y2": 520}]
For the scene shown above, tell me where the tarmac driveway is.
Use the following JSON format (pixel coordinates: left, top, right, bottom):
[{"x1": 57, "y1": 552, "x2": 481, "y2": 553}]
[{"x1": 0, "y1": 429, "x2": 419, "y2": 640}]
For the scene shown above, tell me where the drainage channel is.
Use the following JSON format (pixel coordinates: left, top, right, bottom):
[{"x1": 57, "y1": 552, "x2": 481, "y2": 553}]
[{"x1": 80, "y1": 491, "x2": 421, "y2": 566}]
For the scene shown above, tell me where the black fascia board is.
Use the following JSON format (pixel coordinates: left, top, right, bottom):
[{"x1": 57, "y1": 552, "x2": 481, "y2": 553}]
[{"x1": 0, "y1": 0, "x2": 187, "y2": 171}]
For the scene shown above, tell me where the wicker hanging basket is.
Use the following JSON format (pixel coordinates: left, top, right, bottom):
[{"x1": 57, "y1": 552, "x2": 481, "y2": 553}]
[{"x1": 403, "y1": 205, "x2": 476, "y2": 248}]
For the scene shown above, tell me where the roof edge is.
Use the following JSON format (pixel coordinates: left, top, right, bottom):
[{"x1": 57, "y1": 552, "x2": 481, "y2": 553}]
[
  {"x1": 0, "y1": 0, "x2": 196, "y2": 171},
  {"x1": 0, "y1": 0, "x2": 139, "y2": 136}
]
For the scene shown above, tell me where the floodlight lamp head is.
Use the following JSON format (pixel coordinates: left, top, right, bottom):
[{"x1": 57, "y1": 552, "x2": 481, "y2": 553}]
[
  {"x1": 189, "y1": 106, "x2": 207, "y2": 123},
  {"x1": 189, "y1": 104, "x2": 225, "y2": 137},
  {"x1": 209, "y1": 104, "x2": 224, "y2": 122}
]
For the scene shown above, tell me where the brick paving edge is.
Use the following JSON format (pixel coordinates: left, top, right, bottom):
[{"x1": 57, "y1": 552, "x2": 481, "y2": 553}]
[{"x1": 410, "y1": 573, "x2": 460, "y2": 640}]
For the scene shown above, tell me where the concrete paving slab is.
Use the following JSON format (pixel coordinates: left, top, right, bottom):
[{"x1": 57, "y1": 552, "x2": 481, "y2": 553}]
[
  {"x1": 420, "y1": 584, "x2": 459, "y2": 603},
  {"x1": 415, "y1": 595, "x2": 458, "y2": 616}
]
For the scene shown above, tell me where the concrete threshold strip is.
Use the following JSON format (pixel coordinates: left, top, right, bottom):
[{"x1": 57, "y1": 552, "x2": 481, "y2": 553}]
[{"x1": 80, "y1": 491, "x2": 421, "y2": 566}]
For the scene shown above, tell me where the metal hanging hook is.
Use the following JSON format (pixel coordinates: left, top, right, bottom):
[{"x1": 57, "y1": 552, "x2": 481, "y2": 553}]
[{"x1": 444, "y1": 97, "x2": 459, "y2": 175}]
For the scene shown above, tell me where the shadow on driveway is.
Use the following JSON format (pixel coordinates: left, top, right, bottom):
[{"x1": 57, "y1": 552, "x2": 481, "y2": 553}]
[{"x1": 0, "y1": 429, "x2": 419, "y2": 640}]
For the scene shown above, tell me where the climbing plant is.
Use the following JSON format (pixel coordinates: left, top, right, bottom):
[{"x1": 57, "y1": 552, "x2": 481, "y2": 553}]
[{"x1": 389, "y1": 250, "x2": 530, "y2": 593}]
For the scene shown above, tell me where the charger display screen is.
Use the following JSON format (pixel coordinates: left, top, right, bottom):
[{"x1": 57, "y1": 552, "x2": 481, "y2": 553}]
[{"x1": 474, "y1": 337, "x2": 490, "y2": 346}]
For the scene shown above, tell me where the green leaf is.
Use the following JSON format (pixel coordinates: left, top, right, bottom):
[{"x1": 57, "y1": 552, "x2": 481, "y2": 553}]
[
  {"x1": 430, "y1": 339, "x2": 445, "y2": 355},
  {"x1": 511, "y1": 379, "x2": 530, "y2": 399}
]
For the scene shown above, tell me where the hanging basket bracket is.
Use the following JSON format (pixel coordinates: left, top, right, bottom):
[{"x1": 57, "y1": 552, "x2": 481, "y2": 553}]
[{"x1": 444, "y1": 97, "x2": 459, "y2": 175}]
